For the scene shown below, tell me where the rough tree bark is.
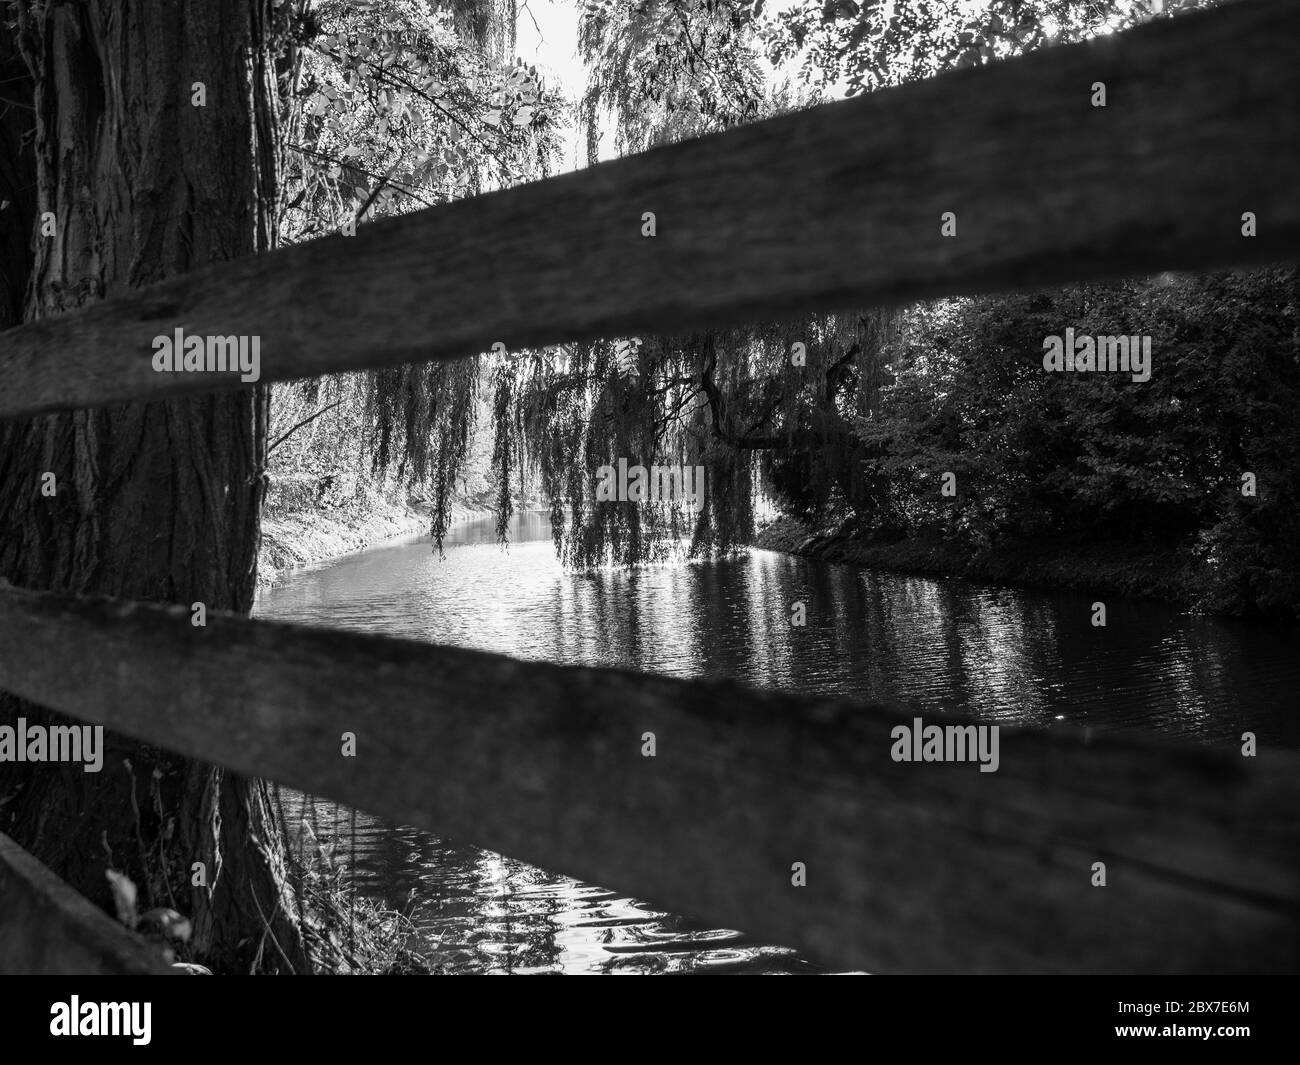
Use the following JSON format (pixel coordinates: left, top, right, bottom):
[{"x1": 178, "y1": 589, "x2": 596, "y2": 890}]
[{"x1": 0, "y1": 0, "x2": 308, "y2": 972}]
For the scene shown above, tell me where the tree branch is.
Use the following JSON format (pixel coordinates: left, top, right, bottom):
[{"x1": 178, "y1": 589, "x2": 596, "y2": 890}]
[{"x1": 267, "y1": 398, "x2": 345, "y2": 455}]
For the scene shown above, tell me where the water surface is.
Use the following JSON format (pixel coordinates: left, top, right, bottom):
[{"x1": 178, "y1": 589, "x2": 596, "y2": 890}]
[{"x1": 256, "y1": 511, "x2": 1300, "y2": 973}]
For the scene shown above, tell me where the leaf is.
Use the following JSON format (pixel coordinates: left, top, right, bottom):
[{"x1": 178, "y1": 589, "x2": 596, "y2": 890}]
[
  {"x1": 105, "y1": 869, "x2": 139, "y2": 930},
  {"x1": 483, "y1": 110, "x2": 501, "y2": 127}
]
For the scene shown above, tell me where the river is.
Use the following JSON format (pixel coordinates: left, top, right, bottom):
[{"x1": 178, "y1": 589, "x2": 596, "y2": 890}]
[{"x1": 254, "y1": 511, "x2": 1300, "y2": 974}]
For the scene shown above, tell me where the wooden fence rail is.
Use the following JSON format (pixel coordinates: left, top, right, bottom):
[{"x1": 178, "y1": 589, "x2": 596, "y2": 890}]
[
  {"x1": 0, "y1": 0, "x2": 1296, "y2": 420},
  {"x1": 0, "y1": 584, "x2": 1295, "y2": 973},
  {"x1": 0, "y1": 832, "x2": 172, "y2": 975}
]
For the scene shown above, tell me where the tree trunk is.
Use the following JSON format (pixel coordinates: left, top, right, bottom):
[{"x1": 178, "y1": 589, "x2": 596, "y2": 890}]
[{"x1": 0, "y1": 0, "x2": 308, "y2": 973}]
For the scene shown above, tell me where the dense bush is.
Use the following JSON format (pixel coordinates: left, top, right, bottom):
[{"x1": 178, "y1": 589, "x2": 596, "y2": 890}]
[{"x1": 834, "y1": 267, "x2": 1300, "y2": 614}]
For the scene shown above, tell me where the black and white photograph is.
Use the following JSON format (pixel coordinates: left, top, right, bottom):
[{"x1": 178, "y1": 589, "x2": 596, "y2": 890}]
[{"x1": 0, "y1": 0, "x2": 1295, "y2": 1046}]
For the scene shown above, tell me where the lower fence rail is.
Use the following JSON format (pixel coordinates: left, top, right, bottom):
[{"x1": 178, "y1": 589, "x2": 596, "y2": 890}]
[
  {"x1": 0, "y1": 583, "x2": 1296, "y2": 973},
  {"x1": 0, "y1": 831, "x2": 172, "y2": 975}
]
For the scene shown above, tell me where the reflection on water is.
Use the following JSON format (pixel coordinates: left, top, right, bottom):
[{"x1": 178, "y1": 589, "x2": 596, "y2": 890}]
[
  {"x1": 278, "y1": 793, "x2": 807, "y2": 975},
  {"x1": 256, "y1": 511, "x2": 1300, "y2": 973}
]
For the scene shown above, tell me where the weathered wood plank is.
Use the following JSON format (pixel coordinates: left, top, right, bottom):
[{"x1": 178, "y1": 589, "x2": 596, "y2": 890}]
[
  {"x1": 0, "y1": 583, "x2": 1294, "y2": 973},
  {"x1": 0, "y1": 831, "x2": 172, "y2": 974},
  {"x1": 1, "y1": 0, "x2": 1296, "y2": 420}
]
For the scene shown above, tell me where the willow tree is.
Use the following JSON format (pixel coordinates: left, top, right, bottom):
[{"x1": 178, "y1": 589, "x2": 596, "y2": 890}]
[
  {"x1": 577, "y1": 0, "x2": 768, "y2": 161},
  {"x1": 263, "y1": 0, "x2": 825, "y2": 571},
  {"x1": 283, "y1": 0, "x2": 897, "y2": 568},
  {"x1": 475, "y1": 0, "x2": 894, "y2": 566}
]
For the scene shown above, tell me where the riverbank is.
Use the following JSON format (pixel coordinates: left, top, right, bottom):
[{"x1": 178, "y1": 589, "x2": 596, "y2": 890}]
[
  {"x1": 257, "y1": 471, "x2": 492, "y2": 588},
  {"x1": 752, "y1": 517, "x2": 1285, "y2": 617}
]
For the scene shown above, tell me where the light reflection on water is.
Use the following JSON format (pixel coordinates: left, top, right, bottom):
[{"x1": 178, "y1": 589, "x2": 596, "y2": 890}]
[
  {"x1": 277, "y1": 794, "x2": 807, "y2": 974},
  {"x1": 256, "y1": 511, "x2": 1300, "y2": 973}
]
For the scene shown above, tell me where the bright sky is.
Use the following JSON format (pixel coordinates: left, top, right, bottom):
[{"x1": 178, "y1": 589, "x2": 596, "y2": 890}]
[
  {"x1": 514, "y1": 0, "x2": 592, "y2": 169},
  {"x1": 515, "y1": 0, "x2": 582, "y2": 90}
]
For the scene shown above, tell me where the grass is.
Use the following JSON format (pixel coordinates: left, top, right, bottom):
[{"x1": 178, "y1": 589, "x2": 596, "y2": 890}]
[{"x1": 286, "y1": 813, "x2": 444, "y2": 975}]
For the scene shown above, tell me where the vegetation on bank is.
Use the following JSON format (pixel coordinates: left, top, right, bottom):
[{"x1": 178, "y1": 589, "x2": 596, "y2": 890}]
[
  {"x1": 286, "y1": 810, "x2": 441, "y2": 975},
  {"x1": 751, "y1": 268, "x2": 1300, "y2": 621},
  {"x1": 258, "y1": 471, "x2": 428, "y2": 587},
  {"x1": 102, "y1": 801, "x2": 443, "y2": 975},
  {"x1": 755, "y1": 518, "x2": 1215, "y2": 615}
]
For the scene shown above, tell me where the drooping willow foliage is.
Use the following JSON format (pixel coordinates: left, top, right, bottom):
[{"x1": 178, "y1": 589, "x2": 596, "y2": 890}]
[
  {"x1": 425, "y1": 0, "x2": 861, "y2": 567},
  {"x1": 269, "y1": 0, "x2": 562, "y2": 549},
  {"x1": 477, "y1": 306, "x2": 899, "y2": 567},
  {"x1": 270, "y1": 0, "x2": 905, "y2": 568},
  {"x1": 366, "y1": 357, "x2": 480, "y2": 546},
  {"x1": 577, "y1": 0, "x2": 770, "y2": 162}
]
